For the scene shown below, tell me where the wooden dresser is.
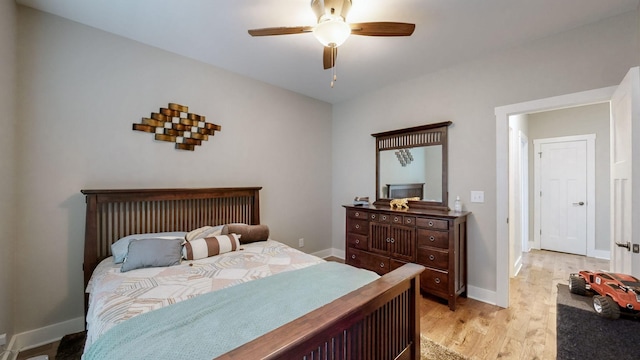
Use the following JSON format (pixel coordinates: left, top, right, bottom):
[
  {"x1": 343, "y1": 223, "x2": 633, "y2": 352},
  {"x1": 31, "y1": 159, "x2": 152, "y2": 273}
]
[{"x1": 344, "y1": 204, "x2": 469, "y2": 310}]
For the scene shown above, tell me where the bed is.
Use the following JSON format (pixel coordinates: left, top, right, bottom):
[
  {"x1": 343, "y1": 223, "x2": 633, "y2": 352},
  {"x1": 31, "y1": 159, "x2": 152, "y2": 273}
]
[{"x1": 81, "y1": 187, "x2": 424, "y2": 359}]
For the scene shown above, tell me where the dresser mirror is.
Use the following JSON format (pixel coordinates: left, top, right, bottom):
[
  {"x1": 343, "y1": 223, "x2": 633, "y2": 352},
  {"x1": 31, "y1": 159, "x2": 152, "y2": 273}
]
[{"x1": 372, "y1": 121, "x2": 451, "y2": 211}]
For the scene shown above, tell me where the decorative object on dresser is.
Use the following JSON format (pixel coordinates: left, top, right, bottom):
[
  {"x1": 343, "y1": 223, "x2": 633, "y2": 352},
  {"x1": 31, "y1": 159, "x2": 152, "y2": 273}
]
[
  {"x1": 344, "y1": 205, "x2": 468, "y2": 310},
  {"x1": 373, "y1": 121, "x2": 451, "y2": 211},
  {"x1": 353, "y1": 196, "x2": 369, "y2": 206},
  {"x1": 389, "y1": 197, "x2": 420, "y2": 209},
  {"x1": 132, "y1": 103, "x2": 221, "y2": 151}
]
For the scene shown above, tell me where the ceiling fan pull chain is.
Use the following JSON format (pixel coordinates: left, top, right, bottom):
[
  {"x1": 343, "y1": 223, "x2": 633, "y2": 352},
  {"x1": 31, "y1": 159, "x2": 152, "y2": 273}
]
[{"x1": 331, "y1": 49, "x2": 336, "y2": 88}]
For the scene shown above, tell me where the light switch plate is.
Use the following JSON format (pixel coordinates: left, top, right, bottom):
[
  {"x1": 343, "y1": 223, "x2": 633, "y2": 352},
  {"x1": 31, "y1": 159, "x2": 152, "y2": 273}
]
[{"x1": 470, "y1": 191, "x2": 485, "y2": 203}]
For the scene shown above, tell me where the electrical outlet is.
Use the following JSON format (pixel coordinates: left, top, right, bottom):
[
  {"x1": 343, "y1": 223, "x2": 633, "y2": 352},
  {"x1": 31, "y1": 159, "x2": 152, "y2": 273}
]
[
  {"x1": 0, "y1": 333, "x2": 6, "y2": 347},
  {"x1": 470, "y1": 191, "x2": 485, "y2": 203},
  {"x1": 298, "y1": 238, "x2": 304, "y2": 248}
]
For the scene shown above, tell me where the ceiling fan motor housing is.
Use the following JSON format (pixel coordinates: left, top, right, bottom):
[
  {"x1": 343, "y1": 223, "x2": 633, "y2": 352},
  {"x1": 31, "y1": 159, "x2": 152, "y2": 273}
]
[{"x1": 311, "y1": 0, "x2": 352, "y2": 22}]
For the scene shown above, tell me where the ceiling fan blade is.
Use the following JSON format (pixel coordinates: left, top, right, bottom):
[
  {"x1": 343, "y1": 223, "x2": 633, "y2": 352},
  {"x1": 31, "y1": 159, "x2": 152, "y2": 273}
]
[
  {"x1": 248, "y1": 26, "x2": 314, "y2": 36},
  {"x1": 350, "y1": 22, "x2": 415, "y2": 36},
  {"x1": 323, "y1": 46, "x2": 337, "y2": 70}
]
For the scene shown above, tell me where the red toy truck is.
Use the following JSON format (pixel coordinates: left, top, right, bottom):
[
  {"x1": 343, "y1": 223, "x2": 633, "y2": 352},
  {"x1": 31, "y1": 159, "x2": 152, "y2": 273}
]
[{"x1": 569, "y1": 270, "x2": 640, "y2": 319}]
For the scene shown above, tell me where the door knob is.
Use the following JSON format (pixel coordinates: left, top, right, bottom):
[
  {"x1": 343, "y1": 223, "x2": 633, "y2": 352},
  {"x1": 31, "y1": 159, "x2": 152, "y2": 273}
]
[
  {"x1": 572, "y1": 201, "x2": 585, "y2": 206},
  {"x1": 615, "y1": 241, "x2": 631, "y2": 251}
]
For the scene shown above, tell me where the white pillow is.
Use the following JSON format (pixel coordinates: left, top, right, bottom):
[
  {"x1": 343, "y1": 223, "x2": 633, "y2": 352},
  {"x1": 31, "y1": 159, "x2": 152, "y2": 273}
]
[
  {"x1": 184, "y1": 225, "x2": 226, "y2": 241},
  {"x1": 111, "y1": 231, "x2": 186, "y2": 264}
]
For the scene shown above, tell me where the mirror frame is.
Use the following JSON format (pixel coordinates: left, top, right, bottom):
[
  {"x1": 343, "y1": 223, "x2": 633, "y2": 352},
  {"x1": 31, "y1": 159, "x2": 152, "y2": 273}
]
[{"x1": 372, "y1": 121, "x2": 452, "y2": 211}]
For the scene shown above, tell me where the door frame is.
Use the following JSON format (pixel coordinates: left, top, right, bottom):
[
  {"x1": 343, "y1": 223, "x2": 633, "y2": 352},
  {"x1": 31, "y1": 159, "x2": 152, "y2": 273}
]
[
  {"x1": 519, "y1": 131, "x2": 529, "y2": 254},
  {"x1": 494, "y1": 86, "x2": 616, "y2": 308},
  {"x1": 533, "y1": 134, "x2": 597, "y2": 257}
]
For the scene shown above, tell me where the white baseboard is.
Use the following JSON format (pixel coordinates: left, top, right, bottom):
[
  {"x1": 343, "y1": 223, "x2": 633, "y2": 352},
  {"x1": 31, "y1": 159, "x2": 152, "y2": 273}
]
[
  {"x1": 589, "y1": 249, "x2": 610, "y2": 260},
  {"x1": 8, "y1": 316, "x2": 84, "y2": 355},
  {"x1": 311, "y1": 248, "x2": 334, "y2": 259},
  {"x1": 313, "y1": 247, "x2": 345, "y2": 260},
  {"x1": 466, "y1": 285, "x2": 498, "y2": 306}
]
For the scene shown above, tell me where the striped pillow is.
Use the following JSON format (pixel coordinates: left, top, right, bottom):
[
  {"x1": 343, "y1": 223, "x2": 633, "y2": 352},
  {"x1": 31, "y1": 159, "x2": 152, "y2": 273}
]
[{"x1": 182, "y1": 234, "x2": 241, "y2": 260}]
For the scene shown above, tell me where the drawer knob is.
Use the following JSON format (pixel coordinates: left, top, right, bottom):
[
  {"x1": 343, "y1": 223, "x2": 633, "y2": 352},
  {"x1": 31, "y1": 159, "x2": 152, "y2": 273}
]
[
  {"x1": 406, "y1": 218, "x2": 412, "y2": 223},
  {"x1": 351, "y1": 254, "x2": 356, "y2": 259},
  {"x1": 355, "y1": 224, "x2": 360, "y2": 229},
  {"x1": 355, "y1": 212, "x2": 360, "y2": 217},
  {"x1": 434, "y1": 278, "x2": 441, "y2": 284},
  {"x1": 390, "y1": 238, "x2": 395, "y2": 243},
  {"x1": 394, "y1": 217, "x2": 400, "y2": 222},
  {"x1": 429, "y1": 255, "x2": 435, "y2": 261},
  {"x1": 382, "y1": 216, "x2": 387, "y2": 220},
  {"x1": 429, "y1": 236, "x2": 435, "y2": 241},
  {"x1": 386, "y1": 238, "x2": 391, "y2": 243},
  {"x1": 371, "y1": 214, "x2": 376, "y2": 219},
  {"x1": 380, "y1": 263, "x2": 385, "y2": 268},
  {"x1": 355, "y1": 239, "x2": 360, "y2": 244},
  {"x1": 428, "y1": 221, "x2": 434, "y2": 226}
]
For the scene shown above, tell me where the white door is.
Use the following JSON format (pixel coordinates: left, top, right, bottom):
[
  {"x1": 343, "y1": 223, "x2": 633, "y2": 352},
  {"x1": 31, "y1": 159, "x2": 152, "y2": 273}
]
[
  {"x1": 610, "y1": 67, "x2": 639, "y2": 275},
  {"x1": 539, "y1": 140, "x2": 587, "y2": 255}
]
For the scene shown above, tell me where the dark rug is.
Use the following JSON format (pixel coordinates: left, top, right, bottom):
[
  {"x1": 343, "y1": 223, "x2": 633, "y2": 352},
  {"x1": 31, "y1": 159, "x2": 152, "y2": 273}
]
[
  {"x1": 556, "y1": 284, "x2": 640, "y2": 360},
  {"x1": 55, "y1": 331, "x2": 86, "y2": 360}
]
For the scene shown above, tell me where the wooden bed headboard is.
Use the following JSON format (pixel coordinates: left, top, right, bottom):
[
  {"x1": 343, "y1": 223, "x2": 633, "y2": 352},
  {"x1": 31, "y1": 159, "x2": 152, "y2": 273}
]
[{"x1": 80, "y1": 187, "x2": 261, "y2": 302}]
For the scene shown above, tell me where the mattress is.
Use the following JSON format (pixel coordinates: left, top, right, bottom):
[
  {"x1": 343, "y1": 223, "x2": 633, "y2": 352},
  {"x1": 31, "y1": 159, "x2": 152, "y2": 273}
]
[{"x1": 84, "y1": 239, "x2": 325, "y2": 351}]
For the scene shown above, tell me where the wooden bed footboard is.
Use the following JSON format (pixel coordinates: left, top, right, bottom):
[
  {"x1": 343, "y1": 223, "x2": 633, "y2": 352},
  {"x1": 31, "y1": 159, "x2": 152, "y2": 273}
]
[{"x1": 218, "y1": 263, "x2": 424, "y2": 360}]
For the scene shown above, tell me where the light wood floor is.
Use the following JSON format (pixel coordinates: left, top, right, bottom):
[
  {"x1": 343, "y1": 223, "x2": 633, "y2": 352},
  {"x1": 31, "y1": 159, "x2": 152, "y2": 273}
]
[
  {"x1": 420, "y1": 249, "x2": 608, "y2": 360},
  {"x1": 18, "y1": 251, "x2": 607, "y2": 360}
]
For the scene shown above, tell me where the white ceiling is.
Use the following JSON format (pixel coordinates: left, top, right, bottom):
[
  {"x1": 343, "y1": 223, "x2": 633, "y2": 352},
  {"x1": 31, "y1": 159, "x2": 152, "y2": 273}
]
[{"x1": 16, "y1": 0, "x2": 640, "y2": 104}]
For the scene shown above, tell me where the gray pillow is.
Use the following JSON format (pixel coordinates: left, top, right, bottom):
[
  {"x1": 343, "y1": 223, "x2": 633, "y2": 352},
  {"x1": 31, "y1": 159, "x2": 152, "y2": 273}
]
[
  {"x1": 111, "y1": 231, "x2": 186, "y2": 263},
  {"x1": 121, "y1": 238, "x2": 183, "y2": 273}
]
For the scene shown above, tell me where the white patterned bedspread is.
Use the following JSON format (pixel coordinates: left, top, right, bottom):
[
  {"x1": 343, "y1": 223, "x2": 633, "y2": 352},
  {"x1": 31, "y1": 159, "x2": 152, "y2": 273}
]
[{"x1": 84, "y1": 240, "x2": 325, "y2": 351}]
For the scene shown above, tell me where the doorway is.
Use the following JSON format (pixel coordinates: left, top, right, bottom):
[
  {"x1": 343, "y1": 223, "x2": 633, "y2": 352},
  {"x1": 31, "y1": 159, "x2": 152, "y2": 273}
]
[{"x1": 495, "y1": 86, "x2": 616, "y2": 308}]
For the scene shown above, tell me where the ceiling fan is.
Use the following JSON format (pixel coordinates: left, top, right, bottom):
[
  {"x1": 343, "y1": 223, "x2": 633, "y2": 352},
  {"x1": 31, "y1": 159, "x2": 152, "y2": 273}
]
[{"x1": 248, "y1": 0, "x2": 415, "y2": 79}]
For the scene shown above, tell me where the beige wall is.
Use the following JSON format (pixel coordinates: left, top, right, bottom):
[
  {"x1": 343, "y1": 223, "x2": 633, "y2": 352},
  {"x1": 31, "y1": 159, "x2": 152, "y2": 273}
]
[
  {"x1": 15, "y1": 7, "x2": 332, "y2": 334},
  {"x1": 331, "y1": 11, "x2": 639, "y2": 299},
  {"x1": 0, "y1": 0, "x2": 17, "y2": 345},
  {"x1": 528, "y1": 103, "x2": 611, "y2": 253}
]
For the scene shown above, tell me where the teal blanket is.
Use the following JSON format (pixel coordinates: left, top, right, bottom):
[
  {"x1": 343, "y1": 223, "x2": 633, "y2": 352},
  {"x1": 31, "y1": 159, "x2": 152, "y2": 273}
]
[{"x1": 83, "y1": 262, "x2": 379, "y2": 360}]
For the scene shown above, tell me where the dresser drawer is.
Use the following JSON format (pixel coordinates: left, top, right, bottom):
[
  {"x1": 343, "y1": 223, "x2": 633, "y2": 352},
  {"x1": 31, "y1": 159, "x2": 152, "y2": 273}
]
[
  {"x1": 390, "y1": 214, "x2": 404, "y2": 224},
  {"x1": 417, "y1": 247, "x2": 448, "y2": 270},
  {"x1": 347, "y1": 209, "x2": 369, "y2": 220},
  {"x1": 403, "y1": 216, "x2": 416, "y2": 226},
  {"x1": 369, "y1": 212, "x2": 391, "y2": 223},
  {"x1": 417, "y1": 229, "x2": 449, "y2": 249},
  {"x1": 347, "y1": 233, "x2": 368, "y2": 250},
  {"x1": 346, "y1": 248, "x2": 390, "y2": 275},
  {"x1": 416, "y1": 217, "x2": 449, "y2": 230},
  {"x1": 347, "y1": 218, "x2": 369, "y2": 235},
  {"x1": 420, "y1": 268, "x2": 449, "y2": 294}
]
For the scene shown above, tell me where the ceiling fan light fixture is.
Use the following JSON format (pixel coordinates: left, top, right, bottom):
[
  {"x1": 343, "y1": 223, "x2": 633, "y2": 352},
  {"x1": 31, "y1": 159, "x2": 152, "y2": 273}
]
[{"x1": 313, "y1": 17, "x2": 351, "y2": 47}]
